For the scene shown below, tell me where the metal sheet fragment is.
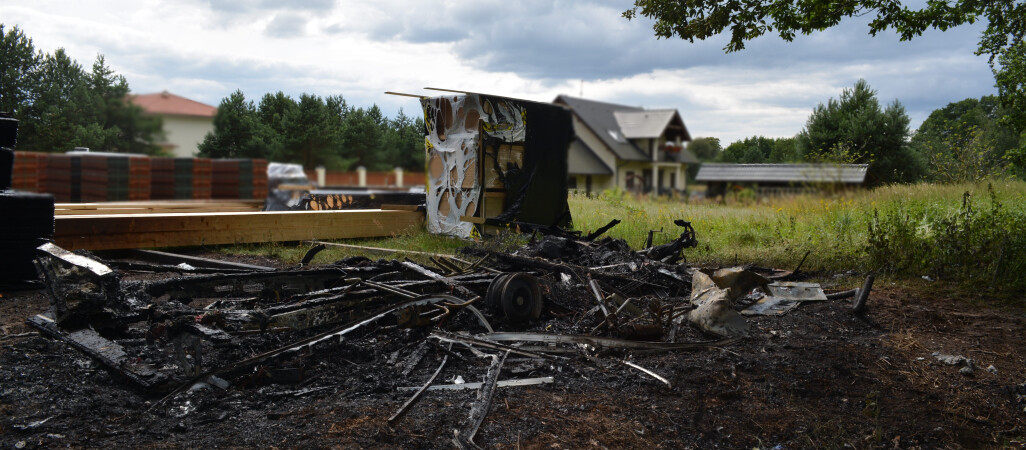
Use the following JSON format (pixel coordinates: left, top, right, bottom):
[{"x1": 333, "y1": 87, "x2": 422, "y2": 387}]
[{"x1": 742, "y1": 282, "x2": 827, "y2": 316}]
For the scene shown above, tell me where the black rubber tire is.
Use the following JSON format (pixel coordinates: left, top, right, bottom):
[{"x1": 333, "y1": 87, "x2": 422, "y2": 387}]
[
  {"x1": 499, "y1": 273, "x2": 543, "y2": 323},
  {"x1": 485, "y1": 273, "x2": 510, "y2": 311}
]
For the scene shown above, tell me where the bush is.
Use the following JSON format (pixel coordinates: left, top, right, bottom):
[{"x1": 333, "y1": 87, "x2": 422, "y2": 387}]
[{"x1": 866, "y1": 184, "x2": 1026, "y2": 293}]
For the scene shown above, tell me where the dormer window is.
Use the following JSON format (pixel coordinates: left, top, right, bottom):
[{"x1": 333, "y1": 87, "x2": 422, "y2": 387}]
[{"x1": 607, "y1": 129, "x2": 626, "y2": 143}]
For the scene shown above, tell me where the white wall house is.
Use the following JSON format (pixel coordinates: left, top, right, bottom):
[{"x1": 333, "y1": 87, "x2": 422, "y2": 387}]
[
  {"x1": 554, "y1": 95, "x2": 697, "y2": 196},
  {"x1": 129, "y1": 91, "x2": 217, "y2": 157}
]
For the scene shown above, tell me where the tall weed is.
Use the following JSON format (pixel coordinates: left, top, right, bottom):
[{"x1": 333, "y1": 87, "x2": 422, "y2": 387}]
[{"x1": 866, "y1": 184, "x2": 1026, "y2": 292}]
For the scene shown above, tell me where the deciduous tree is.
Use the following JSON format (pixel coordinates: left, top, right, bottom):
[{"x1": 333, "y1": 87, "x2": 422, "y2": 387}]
[
  {"x1": 623, "y1": 0, "x2": 1026, "y2": 144},
  {"x1": 911, "y1": 95, "x2": 1020, "y2": 181}
]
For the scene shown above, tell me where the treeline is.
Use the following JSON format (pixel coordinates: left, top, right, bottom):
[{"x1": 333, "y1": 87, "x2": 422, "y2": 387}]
[
  {"x1": 1, "y1": 24, "x2": 426, "y2": 171},
  {"x1": 691, "y1": 80, "x2": 1025, "y2": 185},
  {"x1": 198, "y1": 90, "x2": 425, "y2": 171},
  {"x1": 0, "y1": 24, "x2": 163, "y2": 154}
]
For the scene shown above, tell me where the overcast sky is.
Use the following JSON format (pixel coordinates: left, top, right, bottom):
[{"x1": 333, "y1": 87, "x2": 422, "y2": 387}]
[{"x1": 2, "y1": 0, "x2": 997, "y2": 143}]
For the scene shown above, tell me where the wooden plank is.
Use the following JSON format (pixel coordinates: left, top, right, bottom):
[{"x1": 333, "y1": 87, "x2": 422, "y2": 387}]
[
  {"x1": 56, "y1": 200, "x2": 264, "y2": 209},
  {"x1": 54, "y1": 210, "x2": 424, "y2": 251},
  {"x1": 306, "y1": 241, "x2": 468, "y2": 262},
  {"x1": 56, "y1": 207, "x2": 261, "y2": 215},
  {"x1": 380, "y1": 204, "x2": 420, "y2": 211},
  {"x1": 115, "y1": 249, "x2": 276, "y2": 271},
  {"x1": 384, "y1": 91, "x2": 427, "y2": 99},
  {"x1": 460, "y1": 215, "x2": 486, "y2": 224}
]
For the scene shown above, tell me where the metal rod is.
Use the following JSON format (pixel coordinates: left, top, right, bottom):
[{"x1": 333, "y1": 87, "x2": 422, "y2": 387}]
[{"x1": 388, "y1": 346, "x2": 450, "y2": 424}]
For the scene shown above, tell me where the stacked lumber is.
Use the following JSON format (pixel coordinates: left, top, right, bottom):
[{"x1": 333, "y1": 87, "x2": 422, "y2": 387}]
[
  {"x1": 41, "y1": 154, "x2": 73, "y2": 202},
  {"x1": 213, "y1": 159, "x2": 268, "y2": 199},
  {"x1": 54, "y1": 209, "x2": 424, "y2": 250},
  {"x1": 79, "y1": 154, "x2": 152, "y2": 202},
  {"x1": 11, "y1": 151, "x2": 46, "y2": 192},
  {"x1": 54, "y1": 200, "x2": 264, "y2": 215},
  {"x1": 13, "y1": 153, "x2": 268, "y2": 202},
  {"x1": 70, "y1": 154, "x2": 82, "y2": 202},
  {"x1": 151, "y1": 157, "x2": 212, "y2": 199},
  {"x1": 253, "y1": 159, "x2": 268, "y2": 199},
  {"x1": 79, "y1": 154, "x2": 108, "y2": 202},
  {"x1": 128, "y1": 156, "x2": 151, "y2": 200}
]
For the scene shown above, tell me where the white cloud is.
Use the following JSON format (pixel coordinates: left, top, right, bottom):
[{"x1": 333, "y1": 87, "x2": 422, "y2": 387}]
[{"x1": 0, "y1": 0, "x2": 999, "y2": 144}]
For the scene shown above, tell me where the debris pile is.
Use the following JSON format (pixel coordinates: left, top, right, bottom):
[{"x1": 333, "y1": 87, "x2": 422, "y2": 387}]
[{"x1": 24, "y1": 220, "x2": 868, "y2": 447}]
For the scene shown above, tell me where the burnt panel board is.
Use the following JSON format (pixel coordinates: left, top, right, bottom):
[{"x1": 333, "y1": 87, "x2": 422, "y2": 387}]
[{"x1": 420, "y1": 93, "x2": 573, "y2": 237}]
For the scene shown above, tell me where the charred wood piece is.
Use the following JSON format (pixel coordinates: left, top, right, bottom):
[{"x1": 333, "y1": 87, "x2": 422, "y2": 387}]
[
  {"x1": 584, "y1": 219, "x2": 621, "y2": 241},
  {"x1": 106, "y1": 249, "x2": 275, "y2": 272},
  {"x1": 34, "y1": 243, "x2": 124, "y2": 327},
  {"x1": 300, "y1": 244, "x2": 327, "y2": 266},
  {"x1": 27, "y1": 314, "x2": 170, "y2": 391},
  {"x1": 389, "y1": 345, "x2": 450, "y2": 425},
  {"x1": 454, "y1": 351, "x2": 508, "y2": 448},
  {"x1": 638, "y1": 220, "x2": 697, "y2": 264},
  {"x1": 144, "y1": 268, "x2": 349, "y2": 301}
]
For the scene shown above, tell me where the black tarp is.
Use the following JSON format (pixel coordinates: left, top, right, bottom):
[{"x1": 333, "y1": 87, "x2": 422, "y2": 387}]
[{"x1": 491, "y1": 99, "x2": 574, "y2": 229}]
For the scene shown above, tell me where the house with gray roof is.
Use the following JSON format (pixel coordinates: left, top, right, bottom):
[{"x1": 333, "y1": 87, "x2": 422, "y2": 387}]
[
  {"x1": 553, "y1": 95, "x2": 697, "y2": 195},
  {"x1": 696, "y1": 163, "x2": 869, "y2": 197}
]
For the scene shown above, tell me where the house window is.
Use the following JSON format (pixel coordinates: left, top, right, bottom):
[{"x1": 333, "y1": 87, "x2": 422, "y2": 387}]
[
  {"x1": 625, "y1": 171, "x2": 635, "y2": 189},
  {"x1": 568, "y1": 176, "x2": 578, "y2": 190}
]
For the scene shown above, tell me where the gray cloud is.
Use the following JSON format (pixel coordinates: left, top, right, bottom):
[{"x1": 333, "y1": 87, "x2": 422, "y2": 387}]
[
  {"x1": 203, "y1": 0, "x2": 335, "y2": 14},
  {"x1": 194, "y1": 0, "x2": 335, "y2": 29},
  {"x1": 356, "y1": 0, "x2": 990, "y2": 86},
  {"x1": 356, "y1": 0, "x2": 993, "y2": 139},
  {"x1": 264, "y1": 13, "x2": 308, "y2": 38}
]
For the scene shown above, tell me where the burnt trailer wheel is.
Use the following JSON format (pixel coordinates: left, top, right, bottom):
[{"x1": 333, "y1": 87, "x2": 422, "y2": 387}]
[
  {"x1": 485, "y1": 273, "x2": 511, "y2": 311},
  {"x1": 498, "y1": 273, "x2": 543, "y2": 323}
]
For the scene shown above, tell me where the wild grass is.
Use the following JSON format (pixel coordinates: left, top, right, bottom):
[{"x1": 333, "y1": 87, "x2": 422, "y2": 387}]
[
  {"x1": 570, "y1": 180, "x2": 1026, "y2": 293},
  {"x1": 218, "y1": 179, "x2": 1026, "y2": 294}
]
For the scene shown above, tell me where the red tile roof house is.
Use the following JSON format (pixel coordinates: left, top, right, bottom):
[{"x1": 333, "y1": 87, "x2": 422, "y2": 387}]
[{"x1": 128, "y1": 91, "x2": 217, "y2": 157}]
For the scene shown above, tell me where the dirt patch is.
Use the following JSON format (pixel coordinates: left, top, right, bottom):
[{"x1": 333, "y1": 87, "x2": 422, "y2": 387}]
[{"x1": 1, "y1": 253, "x2": 1024, "y2": 448}]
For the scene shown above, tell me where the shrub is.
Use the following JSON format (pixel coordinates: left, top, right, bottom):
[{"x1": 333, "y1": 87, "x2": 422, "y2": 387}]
[{"x1": 866, "y1": 184, "x2": 1026, "y2": 293}]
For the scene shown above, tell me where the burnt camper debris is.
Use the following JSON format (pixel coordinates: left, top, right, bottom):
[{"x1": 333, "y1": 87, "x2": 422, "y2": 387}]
[{"x1": 20, "y1": 217, "x2": 873, "y2": 448}]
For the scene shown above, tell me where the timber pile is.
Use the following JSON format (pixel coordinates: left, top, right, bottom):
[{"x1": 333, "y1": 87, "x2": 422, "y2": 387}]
[
  {"x1": 43, "y1": 154, "x2": 73, "y2": 202},
  {"x1": 150, "y1": 157, "x2": 212, "y2": 200},
  {"x1": 212, "y1": 159, "x2": 268, "y2": 200},
  {"x1": 12, "y1": 152, "x2": 265, "y2": 201},
  {"x1": 11, "y1": 150, "x2": 44, "y2": 192},
  {"x1": 53, "y1": 209, "x2": 424, "y2": 250},
  {"x1": 54, "y1": 200, "x2": 265, "y2": 215},
  {"x1": 80, "y1": 154, "x2": 152, "y2": 201}
]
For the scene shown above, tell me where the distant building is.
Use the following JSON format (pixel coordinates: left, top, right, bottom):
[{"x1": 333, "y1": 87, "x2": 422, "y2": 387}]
[
  {"x1": 128, "y1": 91, "x2": 217, "y2": 157},
  {"x1": 553, "y1": 95, "x2": 697, "y2": 196},
  {"x1": 695, "y1": 163, "x2": 870, "y2": 197}
]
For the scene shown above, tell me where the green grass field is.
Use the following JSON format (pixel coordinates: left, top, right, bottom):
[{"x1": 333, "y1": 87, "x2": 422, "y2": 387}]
[
  {"x1": 223, "y1": 180, "x2": 1026, "y2": 294},
  {"x1": 571, "y1": 181, "x2": 1024, "y2": 270},
  {"x1": 570, "y1": 180, "x2": 1026, "y2": 294}
]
